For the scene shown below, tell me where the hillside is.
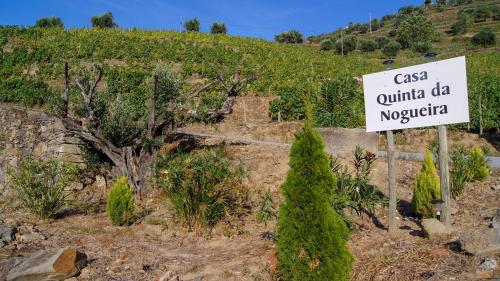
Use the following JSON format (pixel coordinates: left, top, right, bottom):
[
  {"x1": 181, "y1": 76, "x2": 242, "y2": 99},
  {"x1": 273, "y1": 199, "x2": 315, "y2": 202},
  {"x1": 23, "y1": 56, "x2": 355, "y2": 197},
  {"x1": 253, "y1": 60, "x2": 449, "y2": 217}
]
[{"x1": 1, "y1": 2, "x2": 499, "y2": 131}]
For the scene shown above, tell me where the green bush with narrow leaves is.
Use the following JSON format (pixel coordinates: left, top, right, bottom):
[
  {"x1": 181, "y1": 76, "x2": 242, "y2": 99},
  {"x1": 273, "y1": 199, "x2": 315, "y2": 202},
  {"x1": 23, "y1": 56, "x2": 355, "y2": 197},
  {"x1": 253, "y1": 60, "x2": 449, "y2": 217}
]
[
  {"x1": 276, "y1": 114, "x2": 353, "y2": 281},
  {"x1": 156, "y1": 147, "x2": 246, "y2": 229},
  {"x1": 106, "y1": 177, "x2": 135, "y2": 226},
  {"x1": 467, "y1": 146, "x2": 489, "y2": 181},
  {"x1": 450, "y1": 147, "x2": 471, "y2": 197},
  {"x1": 7, "y1": 159, "x2": 78, "y2": 218},
  {"x1": 411, "y1": 150, "x2": 441, "y2": 218}
]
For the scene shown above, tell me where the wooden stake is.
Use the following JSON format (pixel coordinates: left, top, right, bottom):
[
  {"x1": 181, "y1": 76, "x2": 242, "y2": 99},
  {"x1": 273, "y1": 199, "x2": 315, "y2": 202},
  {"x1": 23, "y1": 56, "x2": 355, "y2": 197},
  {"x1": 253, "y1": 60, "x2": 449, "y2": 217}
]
[
  {"x1": 387, "y1": 130, "x2": 397, "y2": 233},
  {"x1": 438, "y1": 125, "x2": 451, "y2": 227}
]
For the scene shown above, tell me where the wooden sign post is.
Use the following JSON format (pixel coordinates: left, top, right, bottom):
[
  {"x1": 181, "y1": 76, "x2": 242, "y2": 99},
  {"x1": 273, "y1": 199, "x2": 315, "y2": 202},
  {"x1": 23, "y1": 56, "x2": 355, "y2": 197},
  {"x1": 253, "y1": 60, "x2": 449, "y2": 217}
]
[
  {"x1": 424, "y1": 52, "x2": 451, "y2": 227},
  {"x1": 383, "y1": 59, "x2": 397, "y2": 234}
]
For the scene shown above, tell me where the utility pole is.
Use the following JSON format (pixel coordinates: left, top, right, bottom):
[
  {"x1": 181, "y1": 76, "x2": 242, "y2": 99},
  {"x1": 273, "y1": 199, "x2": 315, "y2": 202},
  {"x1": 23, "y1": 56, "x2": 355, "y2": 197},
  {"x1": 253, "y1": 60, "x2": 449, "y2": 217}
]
[
  {"x1": 425, "y1": 51, "x2": 451, "y2": 228},
  {"x1": 180, "y1": 16, "x2": 183, "y2": 32},
  {"x1": 369, "y1": 13, "x2": 372, "y2": 34},
  {"x1": 383, "y1": 59, "x2": 397, "y2": 234},
  {"x1": 341, "y1": 28, "x2": 344, "y2": 57}
]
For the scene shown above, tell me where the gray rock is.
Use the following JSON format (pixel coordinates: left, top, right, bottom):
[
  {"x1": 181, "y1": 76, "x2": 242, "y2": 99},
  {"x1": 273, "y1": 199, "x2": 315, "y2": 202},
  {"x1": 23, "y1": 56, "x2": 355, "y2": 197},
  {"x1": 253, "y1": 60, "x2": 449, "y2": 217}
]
[
  {"x1": 6, "y1": 248, "x2": 87, "y2": 281},
  {"x1": 0, "y1": 220, "x2": 16, "y2": 243},
  {"x1": 492, "y1": 185, "x2": 500, "y2": 191},
  {"x1": 459, "y1": 228, "x2": 500, "y2": 256},
  {"x1": 479, "y1": 258, "x2": 498, "y2": 271},
  {"x1": 421, "y1": 218, "x2": 452, "y2": 241}
]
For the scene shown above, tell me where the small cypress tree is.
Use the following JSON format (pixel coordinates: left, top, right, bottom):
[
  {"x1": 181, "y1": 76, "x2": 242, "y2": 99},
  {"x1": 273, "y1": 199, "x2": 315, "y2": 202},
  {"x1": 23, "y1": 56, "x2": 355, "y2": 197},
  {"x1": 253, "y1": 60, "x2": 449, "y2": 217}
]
[
  {"x1": 276, "y1": 110, "x2": 353, "y2": 281},
  {"x1": 106, "y1": 177, "x2": 135, "y2": 226},
  {"x1": 467, "y1": 146, "x2": 489, "y2": 181},
  {"x1": 411, "y1": 150, "x2": 441, "y2": 218}
]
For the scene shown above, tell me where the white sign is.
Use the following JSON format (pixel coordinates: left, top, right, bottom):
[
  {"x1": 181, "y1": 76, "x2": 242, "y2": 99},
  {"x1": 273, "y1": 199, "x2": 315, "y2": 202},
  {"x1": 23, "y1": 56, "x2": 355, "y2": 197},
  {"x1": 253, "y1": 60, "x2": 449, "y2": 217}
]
[{"x1": 363, "y1": 56, "x2": 469, "y2": 132}]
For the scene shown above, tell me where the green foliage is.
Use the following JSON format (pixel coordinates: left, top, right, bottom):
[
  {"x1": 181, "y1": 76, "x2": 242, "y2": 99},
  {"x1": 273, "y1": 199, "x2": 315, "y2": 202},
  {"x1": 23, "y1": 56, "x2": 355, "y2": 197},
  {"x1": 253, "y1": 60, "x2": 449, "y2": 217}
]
[
  {"x1": 106, "y1": 177, "x2": 135, "y2": 226},
  {"x1": 91, "y1": 12, "x2": 117, "y2": 29},
  {"x1": 397, "y1": 15, "x2": 435, "y2": 51},
  {"x1": 275, "y1": 30, "x2": 304, "y2": 44},
  {"x1": 359, "y1": 39, "x2": 377, "y2": 52},
  {"x1": 450, "y1": 15, "x2": 472, "y2": 35},
  {"x1": 100, "y1": 96, "x2": 143, "y2": 147},
  {"x1": 467, "y1": 146, "x2": 489, "y2": 181},
  {"x1": 156, "y1": 147, "x2": 246, "y2": 229},
  {"x1": 184, "y1": 18, "x2": 200, "y2": 32},
  {"x1": 7, "y1": 158, "x2": 78, "y2": 218},
  {"x1": 411, "y1": 151, "x2": 441, "y2": 218},
  {"x1": 471, "y1": 28, "x2": 496, "y2": 47},
  {"x1": 330, "y1": 147, "x2": 387, "y2": 229},
  {"x1": 335, "y1": 35, "x2": 357, "y2": 55},
  {"x1": 449, "y1": 147, "x2": 471, "y2": 198},
  {"x1": 210, "y1": 22, "x2": 227, "y2": 34},
  {"x1": 276, "y1": 115, "x2": 353, "y2": 281},
  {"x1": 0, "y1": 78, "x2": 53, "y2": 106},
  {"x1": 468, "y1": 72, "x2": 499, "y2": 131},
  {"x1": 313, "y1": 76, "x2": 364, "y2": 128},
  {"x1": 256, "y1": 190, "x2": 277, "y2": 227},
  {"x1": 319, "y1": 38, "x2": 334, "y2": 51},
  {"x1": 375, "y1": 36, "x2": 389, "y2": 49},
  {"x1": 413, "y1": 41, "x2": 432, "y2": 53},
  {"x1": 269, "y1": 82, "x2": 313, "y2": 121},
  {"x1": 35, "y1": 17, "x2": 64, "y2": 29}
]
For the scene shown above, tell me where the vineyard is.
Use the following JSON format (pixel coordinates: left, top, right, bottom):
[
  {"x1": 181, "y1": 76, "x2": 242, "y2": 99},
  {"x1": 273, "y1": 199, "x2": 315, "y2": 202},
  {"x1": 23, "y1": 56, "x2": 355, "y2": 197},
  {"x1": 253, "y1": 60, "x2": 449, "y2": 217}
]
[{"x1": 0, "y1": 20, "x2": 498, "y2": 130}]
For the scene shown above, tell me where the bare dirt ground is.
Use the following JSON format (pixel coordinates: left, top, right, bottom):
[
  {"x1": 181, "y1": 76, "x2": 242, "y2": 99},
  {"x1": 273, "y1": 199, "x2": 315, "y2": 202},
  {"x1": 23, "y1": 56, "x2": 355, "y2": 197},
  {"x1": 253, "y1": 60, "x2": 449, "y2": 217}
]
[{"x1": 1, "y1": 97, "x2": 499, "y2": 280}]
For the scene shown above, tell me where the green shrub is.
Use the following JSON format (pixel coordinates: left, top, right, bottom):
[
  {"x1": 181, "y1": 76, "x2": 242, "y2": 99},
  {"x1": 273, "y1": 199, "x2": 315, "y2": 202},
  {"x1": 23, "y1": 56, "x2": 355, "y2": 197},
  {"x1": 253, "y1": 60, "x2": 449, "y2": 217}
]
[
  {"x1": 411, "y1": 150, "x2": 441, "y2": 218},
  {"x1": 450, "y1": 147, "x2": 471, "y2": 197},
  {"x1": 275, "y1": 30, "x2": 304, "y2": 44},
  {"x1": 106, "y1": 177, "x2": 135, "y2": 226},
  {"x1": 210, "y1": 22, "x2": 227, "y2": 34},
  {"x1": 7, "y1": 159, "x2": 78, "y2": 218},
  {"x1": 276, "y1": 114, "x2": 353, "y2": 281},
  {"x1": 413, "y1": 41, "x2": 432, "y2": 53},
  {"x1": 467, "y1": 146, "x2": 489, "y2": 181},
  {"x1": 91, "y1": 12, "x2": 117, "y2": 29},
  {"x1": 269, "y1": 83, "x2": 313, "y2": 121},
  {"x1": 388, "y1": 29, "x2": 397, "y2": 37},
  {"x1": 0, "y1": 78, "x2": 53, "y2": 106},
  {"x1": 156, "y1": 147, "x2": 246, "y2": 229},
  {"x1": 184, "y1": 18, "x2": 200, "y2": 32},
  {"x1": 256, "y1": 190, "x2": 277, "y2": 227},
  {"x1": 397, "y1": 15, "x2": 435, "y2": 51},
  {"x1": 382, "y1": 42, "x2": 401, "y2": 58},
  {"x1": 359, "y1": 39, "x2": 377, "y2": 52},
  {"x1": 319, "y1": 38, "x2": 334, "y2": 51},
  {"x1": 335, "y1": 35, "x2": 357, "y2": 55},
  {"x1": 35, "y1": 17, "x2": 64, "y2": 28},
  {"x1": 375, "y1": 36, "x2": 389, "y2": 49},
  {"x1": 313, "y1": 76, "x2": 364, "y2": 128},
  {"x1": 450, "y1": 15, "x2": 471, "y2": 35},
  {"x1": 330, "y1": 147, "x2": 387, "y2": 229},
  {"x1": 471, "y1": 29, "x2": 496, "y2": 47}
]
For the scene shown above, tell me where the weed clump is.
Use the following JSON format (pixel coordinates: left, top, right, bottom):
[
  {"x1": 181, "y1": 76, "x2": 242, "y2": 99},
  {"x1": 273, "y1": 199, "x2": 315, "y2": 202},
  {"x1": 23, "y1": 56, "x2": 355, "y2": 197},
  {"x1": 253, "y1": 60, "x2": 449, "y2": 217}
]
[{"x1": 8, "y1": 158, "x2": 78, "y2": 219}]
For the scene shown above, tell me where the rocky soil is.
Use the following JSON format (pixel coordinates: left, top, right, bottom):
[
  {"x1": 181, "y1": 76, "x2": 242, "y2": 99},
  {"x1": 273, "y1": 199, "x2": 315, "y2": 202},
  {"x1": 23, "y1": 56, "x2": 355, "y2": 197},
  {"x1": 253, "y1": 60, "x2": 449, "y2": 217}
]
[{"x1": 0, "y1": 97, "x2": 499, "y2": 280}]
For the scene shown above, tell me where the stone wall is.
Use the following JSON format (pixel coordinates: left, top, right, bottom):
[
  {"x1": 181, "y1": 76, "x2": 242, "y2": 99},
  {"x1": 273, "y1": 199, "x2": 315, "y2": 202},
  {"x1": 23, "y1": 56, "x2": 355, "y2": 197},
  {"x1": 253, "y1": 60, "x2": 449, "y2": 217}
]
[{"x1": 0, "y1": 104, "x2": 83, "y2": 189}]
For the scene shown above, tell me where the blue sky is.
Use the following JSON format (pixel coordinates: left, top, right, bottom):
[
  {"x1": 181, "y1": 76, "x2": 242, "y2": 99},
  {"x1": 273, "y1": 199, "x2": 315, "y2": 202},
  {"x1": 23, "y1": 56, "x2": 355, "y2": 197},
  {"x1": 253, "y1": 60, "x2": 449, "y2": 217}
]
[{"x1": 1, "y1": 0, "x2": 423, "y2": 40}]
